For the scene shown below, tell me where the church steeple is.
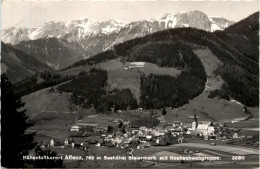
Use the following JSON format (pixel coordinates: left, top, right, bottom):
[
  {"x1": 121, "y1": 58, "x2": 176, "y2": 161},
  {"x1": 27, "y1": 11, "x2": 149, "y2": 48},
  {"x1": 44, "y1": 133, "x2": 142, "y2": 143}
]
[
  {"x1": 192, "y1": 113, "x2": 198, "y2": 130},
  {"x1": 194, "y1": 113, "x2": 198, "y2": 122}
]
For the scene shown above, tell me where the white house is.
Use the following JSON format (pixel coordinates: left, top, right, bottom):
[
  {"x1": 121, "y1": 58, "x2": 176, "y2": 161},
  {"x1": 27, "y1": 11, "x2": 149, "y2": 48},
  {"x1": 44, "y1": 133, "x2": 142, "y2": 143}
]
[
  {"x1": 233, "y1": 133, "x2": 239, "y2": 139},
  {"x1": 50, "y1": 139, "x2": 55, "y2": 147},
  {"x1": 71, "y1": 126, "x2": 80, "y2": 132},
  {"x1": 208, "y1": 126, "x2": 215, "y2": 135},
  {"x1": 139, "y1": 126, "x2": 147, "y2": 131},
  {"x1": 146, "y1": 135, "x2": 152, "y2": 140},
  {"x1": 64, "y1": 139, "x2": 69, "y2": 145}
]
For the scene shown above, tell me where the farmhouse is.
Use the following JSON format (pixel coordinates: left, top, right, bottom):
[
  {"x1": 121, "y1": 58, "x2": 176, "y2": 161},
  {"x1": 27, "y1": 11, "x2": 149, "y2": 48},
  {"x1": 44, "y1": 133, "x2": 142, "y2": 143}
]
[{"x1": 71, "y1": 126, "x2": 81, "y2": 132}]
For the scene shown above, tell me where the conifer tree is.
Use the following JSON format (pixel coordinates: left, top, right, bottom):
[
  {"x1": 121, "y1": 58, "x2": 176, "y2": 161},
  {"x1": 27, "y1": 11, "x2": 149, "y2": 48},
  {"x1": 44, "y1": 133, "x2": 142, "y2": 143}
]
[{"x1": 1, "y1": 74, "x2": 36, "y2": 167}]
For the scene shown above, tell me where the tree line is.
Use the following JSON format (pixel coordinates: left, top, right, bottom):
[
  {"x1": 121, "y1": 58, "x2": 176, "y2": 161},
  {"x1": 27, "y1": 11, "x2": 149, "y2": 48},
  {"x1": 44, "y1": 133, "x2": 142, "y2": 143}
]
[
  {"x1": 12, "y1": 71, "x2": 76, "y2": 97},
  {"x1": 57, "y1": 68, "x2": 138, "y2": 113},
  {"x1": 135, "y1": 42, "x2": 206, "y2": 109}
]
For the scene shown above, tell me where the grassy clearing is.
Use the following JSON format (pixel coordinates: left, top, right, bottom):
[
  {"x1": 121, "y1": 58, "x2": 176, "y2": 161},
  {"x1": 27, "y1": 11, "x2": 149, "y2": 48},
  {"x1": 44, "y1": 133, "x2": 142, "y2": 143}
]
[
  {"x1": 78, "y1": 114, "x2": 119, "y2": 128},
  {"x1": 239, "y1": 129, "x2": 259, "y2": 137},
  {"x1": 107, "y1": 69, "x2": 140, "y2": 102},
  {"x1": 31, "y1": 118, "x2": 75, "y2": 130},
  {"x1": 227, "y1": 118, "x2": 259, "y2": 129},
  {"x1": 177, "y1": 95, "x2": 247, "y2": 121},
  {"x1": 37, "y1": 130, "x2": 70, "y2": 140},
  {"x1": 193, "y1": 48, "x2": 224, "y2": 91},
  {"x1": 125, "y1": 62, "x2": 181, "y2": 76},
  {"x1": 59, "y1": 66, "x2": 91, "y2": 76},
  {"x1": 225, "y1": 107, "x2": 259, "y2": 130},
  {"x1": 248, "y1": 107, "x2": 259, "y2": 117},
  {"x1": 161, "y1": 96, "x2": 247, "y2": 122},
  {"x1": 22, "y1": 88, "x2": 73, "y2": 120}
]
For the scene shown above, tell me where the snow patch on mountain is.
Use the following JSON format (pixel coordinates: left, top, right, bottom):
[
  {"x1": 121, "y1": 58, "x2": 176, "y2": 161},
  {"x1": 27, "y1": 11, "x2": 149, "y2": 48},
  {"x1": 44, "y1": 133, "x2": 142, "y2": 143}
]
[
  {"x1": 46, "y1": 61, "x2": 59, "y2": 70},
  {"x1": 159, "y1": 13, "x2": 178, "y2": 28},
  {"x1": 208, "y1": 17, "x2": 222, "y2": 32},
  {"x1": 102, "y1": 25, "x2": 118, "y2": 34},
  {"x1": 1, "y1": 11, "x2": 234, "y2": 45},
  {"x1": 28, "y1": 28, "x2": 42, "y2": 40},
  {"x1": 211, "y1": 24, "x2": 222, "y2": 32}
]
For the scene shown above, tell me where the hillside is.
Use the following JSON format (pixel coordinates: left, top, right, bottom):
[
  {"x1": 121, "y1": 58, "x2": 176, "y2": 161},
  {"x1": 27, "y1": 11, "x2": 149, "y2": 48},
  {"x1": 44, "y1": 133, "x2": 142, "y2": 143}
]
[
  {"x1": 1, "y1": 42, "x2": 53, "y2": 83},
  {"x1": 225, "y1": 12, "x2": 259, "y2": 34},
  {"x1": 215, "y1": 12, "x2": 259, "y2": 63},
  {"x1": 14, "y1": 38, "x2": 88, "y2": 70},
  {"x1": 112, "y1": 27, "x2": 258, "y2": 106},
  {"x1": 65, "y1": 12, "x2": 258, "y2": 107}
]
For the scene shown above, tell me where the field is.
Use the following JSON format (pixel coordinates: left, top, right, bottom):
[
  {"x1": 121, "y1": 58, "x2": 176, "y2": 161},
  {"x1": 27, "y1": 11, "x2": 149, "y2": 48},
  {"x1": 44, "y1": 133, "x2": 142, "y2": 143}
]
[
  {"x1": 28, "y1": 114, "x2": 80, "y2": 143},
  {"x1": 77, "y1": 114, "x2": 121, "y2": 129},
  {"x1": 59, "y1": 65, "x2": 91, "y2": 76},
  {"x1": 22, "y1": 83, "x2": 85, "y2": 143},
  {"x1": 125, "y1": 62, "x2": 181, "y2": 76},
  {"x1": 131, "y1": 140, "x2": 259, "y2": 168},
  {"x1": 107, "y1": 69, "x2": 141, "y2": 102},
  {"x1": 226, "y1": 106, "x2": 259, "y2": 135},
  {"x1": 173, "y1": 143, "x2": 259, "y2": 155},
  {"x1": 227, "y1": 118, "x2": 259, "y2": 129},
  {"x1": 22, "y1": 87, "x2": 73, "y2": 120}
]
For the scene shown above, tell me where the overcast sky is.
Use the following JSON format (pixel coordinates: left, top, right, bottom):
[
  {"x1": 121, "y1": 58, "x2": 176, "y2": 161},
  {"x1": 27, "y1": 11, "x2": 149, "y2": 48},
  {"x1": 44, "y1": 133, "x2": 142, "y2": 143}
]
[{"x1": 1, "y1": 1, "x2": 259, "y2": 29}]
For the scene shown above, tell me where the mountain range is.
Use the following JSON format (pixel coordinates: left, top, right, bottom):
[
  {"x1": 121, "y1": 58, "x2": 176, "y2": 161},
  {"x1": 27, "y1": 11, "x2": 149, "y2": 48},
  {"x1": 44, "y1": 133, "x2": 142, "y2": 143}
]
[
  {"x1": 2, "y1": 11, "x2": 233, "y2": 45},
  {"x1": 2, "y1": 11, "x2": 234, "y2": 70}
]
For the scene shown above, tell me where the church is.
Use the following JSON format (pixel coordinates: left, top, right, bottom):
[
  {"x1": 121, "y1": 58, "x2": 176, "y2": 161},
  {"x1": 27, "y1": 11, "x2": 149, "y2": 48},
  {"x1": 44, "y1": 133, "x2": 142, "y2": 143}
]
[{"x1": 189, "y1": 113, "x2": 215, "y2": 136}]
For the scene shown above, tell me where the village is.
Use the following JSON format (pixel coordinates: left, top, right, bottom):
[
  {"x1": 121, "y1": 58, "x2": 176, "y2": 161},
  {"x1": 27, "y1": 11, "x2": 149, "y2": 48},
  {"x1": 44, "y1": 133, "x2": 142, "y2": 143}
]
[{"x1": 40, "y1": 109, "x2": 258, "y2": 159}]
